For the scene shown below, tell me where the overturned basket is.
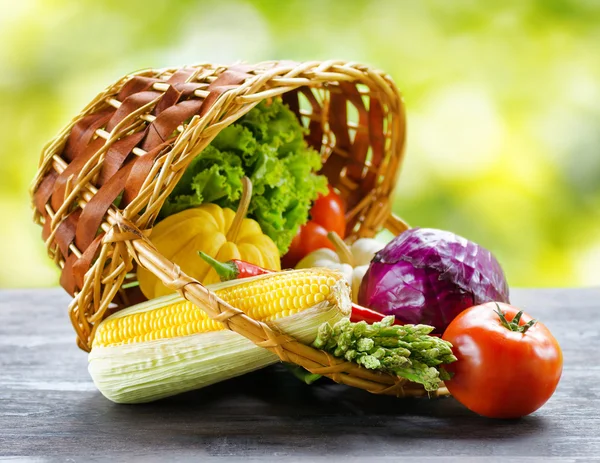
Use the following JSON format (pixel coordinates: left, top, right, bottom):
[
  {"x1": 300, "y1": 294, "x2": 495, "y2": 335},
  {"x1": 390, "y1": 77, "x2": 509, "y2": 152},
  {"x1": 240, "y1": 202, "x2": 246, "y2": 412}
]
[{"x1": 31, "y1": 60, "x2": 444, "y2": 398}]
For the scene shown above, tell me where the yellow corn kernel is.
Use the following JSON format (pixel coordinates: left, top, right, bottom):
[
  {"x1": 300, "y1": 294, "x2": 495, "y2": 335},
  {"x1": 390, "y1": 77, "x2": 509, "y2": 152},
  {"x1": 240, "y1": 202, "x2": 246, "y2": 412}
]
[{"x1": 93, "y1": 269, "x2": 344, "y2": 349}]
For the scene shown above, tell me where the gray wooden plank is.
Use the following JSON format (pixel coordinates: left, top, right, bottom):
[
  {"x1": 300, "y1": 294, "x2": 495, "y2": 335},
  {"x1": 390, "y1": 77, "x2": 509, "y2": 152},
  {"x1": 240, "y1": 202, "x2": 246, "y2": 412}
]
[{"x1": 0, "y1": 287, "x2": 598, "y2": 460}]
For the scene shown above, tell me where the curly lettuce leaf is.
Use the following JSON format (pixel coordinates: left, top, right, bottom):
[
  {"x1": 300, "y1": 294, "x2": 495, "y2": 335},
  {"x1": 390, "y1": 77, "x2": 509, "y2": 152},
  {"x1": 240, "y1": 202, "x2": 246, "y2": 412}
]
[{"x1": 160, "y1": 99, "x2": 327, "y2": 254}]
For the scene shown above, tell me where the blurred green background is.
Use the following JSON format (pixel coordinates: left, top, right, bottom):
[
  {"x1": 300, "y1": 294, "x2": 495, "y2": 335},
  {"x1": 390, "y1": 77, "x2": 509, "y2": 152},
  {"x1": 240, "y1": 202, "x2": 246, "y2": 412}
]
[{"x1": 1, "y1": 0, "x2": 599, "y2": 288}]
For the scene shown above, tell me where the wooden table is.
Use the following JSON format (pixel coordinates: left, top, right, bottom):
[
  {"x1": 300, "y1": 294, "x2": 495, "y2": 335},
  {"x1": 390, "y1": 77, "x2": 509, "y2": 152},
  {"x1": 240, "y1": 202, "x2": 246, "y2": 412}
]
[{"x1": 1, "y1": 288, "x2": 598, "y2": 461}]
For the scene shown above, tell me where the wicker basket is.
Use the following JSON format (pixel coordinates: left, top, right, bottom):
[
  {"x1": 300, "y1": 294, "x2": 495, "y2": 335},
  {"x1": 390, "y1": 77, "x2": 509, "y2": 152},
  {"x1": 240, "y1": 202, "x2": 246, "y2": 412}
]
[{"x1": 31, "y1": 60, "x2": 446, "y2": 398}]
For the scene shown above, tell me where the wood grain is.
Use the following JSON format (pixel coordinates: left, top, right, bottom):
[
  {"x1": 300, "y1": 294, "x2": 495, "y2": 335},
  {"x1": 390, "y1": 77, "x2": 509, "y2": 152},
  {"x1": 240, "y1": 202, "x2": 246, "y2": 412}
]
[{"x1": 0, "y1": 288, "x2": 599, "y2": 461}]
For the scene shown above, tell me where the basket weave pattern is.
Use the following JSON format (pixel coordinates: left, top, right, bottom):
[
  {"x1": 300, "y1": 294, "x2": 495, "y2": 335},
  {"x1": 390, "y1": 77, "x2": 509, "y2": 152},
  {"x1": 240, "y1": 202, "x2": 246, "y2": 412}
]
[{"x1": 31, "y1": 60, "x2": 440, "y2": 397}]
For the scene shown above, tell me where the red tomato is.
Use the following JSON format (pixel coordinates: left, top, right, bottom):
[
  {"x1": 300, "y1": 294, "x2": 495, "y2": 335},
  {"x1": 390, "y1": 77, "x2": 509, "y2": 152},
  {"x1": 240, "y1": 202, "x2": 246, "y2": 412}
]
[
  {"x1": 443, "y1": 302, "x2": 563, "y2": 419},
  {"x1": 282, "y1": 186, "x2": 346, "y2": 268},
  {"x1": 310, "y1": 185, "x2": 346, "y2": 238},
  {"x1": 281, "y1": 222, "x2": 333, "y2": 269}
]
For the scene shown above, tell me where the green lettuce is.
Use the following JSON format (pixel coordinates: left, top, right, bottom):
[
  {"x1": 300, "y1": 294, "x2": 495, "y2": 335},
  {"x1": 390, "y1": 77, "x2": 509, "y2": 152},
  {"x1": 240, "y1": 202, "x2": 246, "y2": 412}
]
[{"x1": 159, "y1": 99, "x2": 327, "y2": 254}]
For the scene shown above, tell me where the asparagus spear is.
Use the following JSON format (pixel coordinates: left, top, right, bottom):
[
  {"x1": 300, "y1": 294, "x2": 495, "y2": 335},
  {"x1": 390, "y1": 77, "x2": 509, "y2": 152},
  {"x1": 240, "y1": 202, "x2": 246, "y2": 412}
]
[{"x1": 312, "y1": 316, "x2": 457, "y2": 391}]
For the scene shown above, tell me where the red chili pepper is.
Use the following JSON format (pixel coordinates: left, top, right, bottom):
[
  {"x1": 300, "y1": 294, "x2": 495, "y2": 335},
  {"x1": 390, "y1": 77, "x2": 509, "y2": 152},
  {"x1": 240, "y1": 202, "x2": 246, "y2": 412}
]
[
  {"x1": 199, "y1": 251, "x2": 394, "y2": 325},
  {"x1": 198, "y1": 252, "x2": 271, "y2": 281},
  {"x1": 350, "y1": 303, "x2": 403, "y2": 325}
]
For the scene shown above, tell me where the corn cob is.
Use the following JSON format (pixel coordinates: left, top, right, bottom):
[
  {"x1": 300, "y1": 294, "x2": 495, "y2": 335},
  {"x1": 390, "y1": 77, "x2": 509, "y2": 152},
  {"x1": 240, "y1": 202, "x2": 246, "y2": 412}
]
[{"x1": 88, "y1": 268, "x2": 351, "y2": 403}]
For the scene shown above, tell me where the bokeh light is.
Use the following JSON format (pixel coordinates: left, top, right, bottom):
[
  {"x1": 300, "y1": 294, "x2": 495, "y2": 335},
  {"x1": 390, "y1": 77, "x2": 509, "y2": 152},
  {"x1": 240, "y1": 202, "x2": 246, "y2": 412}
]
[{"x1": 1, "y1": 0, "x2": 599, "y2": 288}]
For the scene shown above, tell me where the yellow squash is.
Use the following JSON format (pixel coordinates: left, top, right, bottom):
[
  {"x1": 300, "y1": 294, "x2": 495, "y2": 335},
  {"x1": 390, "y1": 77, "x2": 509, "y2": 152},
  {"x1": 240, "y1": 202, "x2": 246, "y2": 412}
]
[{"x1": 138, "y1": 178, "x2": 280, "y2": 299}]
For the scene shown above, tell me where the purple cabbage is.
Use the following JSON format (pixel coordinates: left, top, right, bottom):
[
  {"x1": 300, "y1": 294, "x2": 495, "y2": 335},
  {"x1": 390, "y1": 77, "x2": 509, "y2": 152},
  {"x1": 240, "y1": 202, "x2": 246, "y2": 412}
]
[{"x1": 358, "y1": 228, "x2": 509, "y2": 333}]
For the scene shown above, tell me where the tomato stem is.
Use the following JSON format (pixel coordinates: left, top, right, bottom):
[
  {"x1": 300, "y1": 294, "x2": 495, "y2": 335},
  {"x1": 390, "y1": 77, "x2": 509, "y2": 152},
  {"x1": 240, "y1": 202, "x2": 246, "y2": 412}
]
[
  {"x1": 512, "y1": 310, "x2": 523, "y2": 326},
  {"x1": 494, "y1": 304, "x2": 537, "y2": 334}
]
